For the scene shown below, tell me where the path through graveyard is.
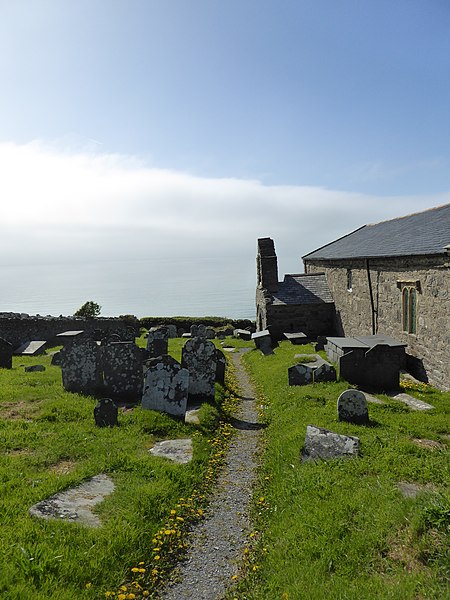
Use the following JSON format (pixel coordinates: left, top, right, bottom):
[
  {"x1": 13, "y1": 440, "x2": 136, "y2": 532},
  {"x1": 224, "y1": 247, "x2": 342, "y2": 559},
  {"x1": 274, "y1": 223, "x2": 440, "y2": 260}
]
[{"x1": 162, "y1": 348, "x2": 262, "y2": 600}]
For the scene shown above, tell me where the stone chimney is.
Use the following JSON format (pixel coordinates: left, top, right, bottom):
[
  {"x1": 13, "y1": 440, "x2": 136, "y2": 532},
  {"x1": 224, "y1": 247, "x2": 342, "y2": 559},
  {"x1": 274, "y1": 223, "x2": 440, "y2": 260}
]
[{"x1": 257, "y1": 237, "x2": 279, "y2": 292}]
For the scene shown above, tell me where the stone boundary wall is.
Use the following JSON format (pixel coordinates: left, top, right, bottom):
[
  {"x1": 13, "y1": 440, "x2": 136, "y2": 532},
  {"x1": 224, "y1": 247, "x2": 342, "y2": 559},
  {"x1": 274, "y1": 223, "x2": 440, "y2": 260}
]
[
  {"x1": 304, "y1": 255, "x2": 450, "y2": 390},
  {"x1": 0, "y1": 314, "x2": 138, "y2": 349}
]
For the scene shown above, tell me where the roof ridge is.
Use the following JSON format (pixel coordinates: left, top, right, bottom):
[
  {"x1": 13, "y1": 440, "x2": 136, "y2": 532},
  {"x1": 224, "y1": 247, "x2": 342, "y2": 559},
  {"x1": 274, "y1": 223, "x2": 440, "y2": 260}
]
[{"x1": 365, "y1": 202, "x2": 450, "y2": 227}]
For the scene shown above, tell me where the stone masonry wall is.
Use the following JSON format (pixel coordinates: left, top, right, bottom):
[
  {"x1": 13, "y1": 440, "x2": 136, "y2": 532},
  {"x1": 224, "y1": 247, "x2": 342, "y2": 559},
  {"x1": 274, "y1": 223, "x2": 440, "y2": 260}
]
[
  {"x1": 0, "y1": 314, "x2": 137, "y2": 349},
  {"x1": 305, "y1": 255, "x2": 450, "y2": 390}
]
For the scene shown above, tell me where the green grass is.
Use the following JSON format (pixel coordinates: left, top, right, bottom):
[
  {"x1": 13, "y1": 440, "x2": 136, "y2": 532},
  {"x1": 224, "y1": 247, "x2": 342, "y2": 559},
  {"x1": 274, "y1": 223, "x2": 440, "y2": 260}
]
[
  {"x1": 232, "y1": 341, "x2": 449, "y2": 600},
  {"x1": 0, "y1": 338, "x2": 231, "y2": 600}
]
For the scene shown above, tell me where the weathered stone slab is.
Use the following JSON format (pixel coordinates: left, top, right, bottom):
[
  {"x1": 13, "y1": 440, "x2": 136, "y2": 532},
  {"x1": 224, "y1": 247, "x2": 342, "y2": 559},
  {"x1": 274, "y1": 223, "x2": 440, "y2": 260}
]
[
  {"x1": 289, "y1": 355, "x2": 336, "y2": 385},
  {"x1": 389, "y1": 392, "x2": 434, "y2": 411},
  {"x1": 55, "y1": 331, "x2": 85, "y2": 346},
  {"x1": 149, "y1": 438, "x2": 193, "y2": 464},
  {"x1": 284, "y1": 331, "x2": 307, "y2": 344},
  {"x1": 302, "y1": 425, "x2": 360, "y2": 462},
  {"x1": 234, "y1": 329, "x2": 251, "y2": 341},
  {"x1": 0, "y1": 337, "x2": 12, "y2": 369},
  {"x1": 181, "y1": 337, "x2": 217, "y2": 401},
  {"x1": 167, "y1": 325, "x2": 177, "y2": 338},
  {"x1": 60, "y1": 338, "x2": 102, "y2": 395},
  {"x1": 142, "y1": 355, "x2": 188, "y2": 417},
  {"x1": 252, "y1": 330, "x2": 273, "y2": 355},
  {"x1": 337, "y1": 389, "x2": 369, "y2": 424},
  {"x1": 14, "y1": 340, "x2": 47, "y2": 356},
  {"x1": 94, "y1": 398, "x2": 118, "y2": 427},
  {"x1": 146, "y1": 327, "x2": 169, "y2": 358},
  {"x1": 102, "y1": 342, "x2": 143, "y2": 402},
  {"x1": 361, "y1": 391, "x2": 384, "y2": 404},
  {"x1": 25, "y1": 365, "x2": 45, "y2": 372},
  {"x1": 29, "y1": 474, "x2": 114, "y2": 528}
]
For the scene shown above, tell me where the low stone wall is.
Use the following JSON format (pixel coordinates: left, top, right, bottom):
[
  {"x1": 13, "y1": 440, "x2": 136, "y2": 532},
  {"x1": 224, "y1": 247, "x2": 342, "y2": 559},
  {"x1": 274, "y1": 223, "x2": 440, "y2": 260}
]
[{"x1": 0, "y1": 314, "x2": 138, "y2": 350}]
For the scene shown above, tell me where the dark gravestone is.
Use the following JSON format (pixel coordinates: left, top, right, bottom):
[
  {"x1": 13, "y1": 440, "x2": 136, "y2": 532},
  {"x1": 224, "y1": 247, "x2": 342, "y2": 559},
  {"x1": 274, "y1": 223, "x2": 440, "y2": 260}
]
[
  {"x1": 94, "y1": 398, "x2": 118, "y2": 427},
  {"x1": 181, "y1": 337, "x2": 217, "y2": 402},
  {"x1": 215, "y1": 349, "x2": 226, "y2": 385},
  {"x1": 51, "y1": 351, "x2": 62, "y2": 366},
  {"x1": 60, "y1": 338, "x2": 102, "y2": 395},
  {"x1": 288, "y1": 355, "x2": 336, "y2": 385},
  {"x1": 102, "y1": 342, "x2": 143, "y2": 403},
  {"x1": 146, "y1": 327, "x2": 169, "y2": 358},
  {"x1": 302, "y1": 425, "x2": 360, "y2": 462},
  {"x1": 0, "y1": 337, "x2": 12, "y2": 369},
  {"x1": 251, "y1": 330, "x2": 273, "y2": 355},
  {"x1": 234, "y1": 329, "x2": 251, "y2": 341},
  {"x1": 25, "y1": 365, "x2": 45, "y2": 372},
  {"x1": 190, "y1": 324, "x2": 198, "y2": 337},
  {"x1": 167, "y1": 325, "x2": 177, "y2": 338},
  {"x1": 337, "y1": 389, "x2": 369, "y2": 424},
  {"x1": 142, "y1": 355, "x2": 189, "y2": 417}
]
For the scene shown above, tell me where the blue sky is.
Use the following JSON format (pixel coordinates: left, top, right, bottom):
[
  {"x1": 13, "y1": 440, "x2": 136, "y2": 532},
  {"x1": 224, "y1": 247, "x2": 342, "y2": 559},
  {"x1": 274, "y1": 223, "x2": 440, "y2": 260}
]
[{"x1": 0, "y1": 1, "x2": 449, "y2": 314}]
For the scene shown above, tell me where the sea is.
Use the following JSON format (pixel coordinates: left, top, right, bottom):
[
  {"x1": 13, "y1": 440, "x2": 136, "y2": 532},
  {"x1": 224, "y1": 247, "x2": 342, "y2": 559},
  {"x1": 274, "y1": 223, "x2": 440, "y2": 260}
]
[{"x1": 1, "y1": 257, "x2": 256, "y2": 321}]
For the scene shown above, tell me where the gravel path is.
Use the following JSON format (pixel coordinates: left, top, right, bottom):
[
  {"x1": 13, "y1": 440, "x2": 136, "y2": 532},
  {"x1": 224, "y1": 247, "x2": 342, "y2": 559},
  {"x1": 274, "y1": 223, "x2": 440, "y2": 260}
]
[{"x1": 161, "y1": 348, "x2": 262, "y2": 600}]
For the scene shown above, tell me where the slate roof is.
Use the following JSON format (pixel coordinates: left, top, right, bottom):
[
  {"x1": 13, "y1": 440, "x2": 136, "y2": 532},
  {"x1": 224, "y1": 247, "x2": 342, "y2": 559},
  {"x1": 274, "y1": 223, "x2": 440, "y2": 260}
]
[
  {"x1": 302, "y1": 203, "x2": 450, "y2": 260},
  {"x1": 271, "y1": 274, "x2": 334, "y2": 305}
]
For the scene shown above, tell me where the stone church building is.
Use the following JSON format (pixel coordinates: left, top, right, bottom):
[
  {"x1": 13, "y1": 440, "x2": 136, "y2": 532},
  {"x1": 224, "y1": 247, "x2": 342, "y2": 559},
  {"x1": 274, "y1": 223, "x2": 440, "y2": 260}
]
[{"x1": 256, "y1": 203, "x2": 450, "y2": 390}]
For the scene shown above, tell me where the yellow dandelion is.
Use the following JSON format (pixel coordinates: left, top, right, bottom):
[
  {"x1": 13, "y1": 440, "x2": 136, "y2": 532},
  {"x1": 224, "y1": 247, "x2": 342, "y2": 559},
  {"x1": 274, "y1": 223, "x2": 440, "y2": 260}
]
[
  {"x1": 131, "y1": 567, "x2": 139, "y2": 573},
  {"x1": 143, "y1": 592, "x2": 150, "y2": 598},
  {"x1": 170, "y1": 509, "x2": 176, "y2": 515},
  {"x1": 154, "y1": 555, "x2": 161, "y2": 560},
  {"x1": 118, "y1": 595, "x2": 126, "y2": 600}
]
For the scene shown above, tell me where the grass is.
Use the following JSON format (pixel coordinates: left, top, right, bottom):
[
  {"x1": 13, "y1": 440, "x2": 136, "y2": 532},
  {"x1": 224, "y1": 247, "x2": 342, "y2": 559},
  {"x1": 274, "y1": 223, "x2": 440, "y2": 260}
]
[
  {"x1": 0, "y1": 337, "x2": 237, "y2": 600},
  {"x1": 227, "y1": 341, "x2": 450, "y2": 600}
]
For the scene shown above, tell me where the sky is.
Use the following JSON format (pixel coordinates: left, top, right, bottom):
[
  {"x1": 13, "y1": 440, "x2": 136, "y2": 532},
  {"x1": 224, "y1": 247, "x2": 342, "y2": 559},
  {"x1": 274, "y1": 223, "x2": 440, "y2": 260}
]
[{"x1": 1, "y1": 0, "x2": 449, "y2": 316}]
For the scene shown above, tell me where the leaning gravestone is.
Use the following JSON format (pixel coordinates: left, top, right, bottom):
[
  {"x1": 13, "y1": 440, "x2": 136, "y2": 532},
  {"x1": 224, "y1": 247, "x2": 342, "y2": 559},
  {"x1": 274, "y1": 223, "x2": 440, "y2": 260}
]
[
  {"x1": 251, "y1": 330, "x2": 273, "y2": 355},
  {"x1": 142, "y1": 355, "x2": 189, "y2": 417},
  {"x1": 60, "y1": 338, "x2": 102, "y2": 395},
  {"x1": 302, "y1": 425, "x2": 360, "y2": 462},
  {"x1": 146, "y1": 327, "x2": 169, "y2": 358},
  {"x1": 337, "y1": 389, "x2": 369, "y2": 424},
  {"x1": 102, "y1": 342, "x2": 143, "y2": 403},
  {"x1": 0, "y1": 337, "x2": 12, "y2": 369},
  {"x1": 288, "y1": 355, "x2": 336, "y2": 385},
  {"x1": 94, "y1": 398, "x2": 118, "y2": 427},
  {"x1": 181, "y1": 337, "x2": 217, "y2": 402}
]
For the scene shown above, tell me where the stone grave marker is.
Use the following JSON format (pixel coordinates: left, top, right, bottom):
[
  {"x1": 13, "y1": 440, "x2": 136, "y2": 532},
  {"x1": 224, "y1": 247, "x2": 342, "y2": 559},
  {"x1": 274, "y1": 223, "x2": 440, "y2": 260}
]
[
  {"x1": 142, "y1": 355, "x2": 189, "y2": 417},
  {"x1": 149, "y1": 438, "x2": 193, "y2": 464},
  {"x1": 94, "y1": 398, "x2": 118, "y2": 427},
  {"x1": 60, "y1": 338, "x2": 102, "y2": 395},
  {"x1": 14, "y1": 340, "x2": 47, "y2": 356},
  {"x1": 302, "y1": 425, "x2": 360, "y2": 462},
  {"x1": 234, "y1": 329, "x2": 251, "y2": 341},
  {"x1": 337, "y1": 389, "x2": 369, "y2": 424},
  {"x1": 181, "y1": 337, "x2": 217, "y2": 401},
  {"x1": 197, "y1": 324, "x2": 207, "y2": 338},
  {"x1": 102, "y1": 342, "x2": 143, "y2": 403},
  {"x1": 146, "y1": 326, "x2": 169, "y2": 358},
  {"x1": 252, "y1": 330, "x2": 273, "y2": 355},
  {"x1": 205, "y1": 327, "x2": 216, "y2": 339},
  {"x1": 25, "y1": 365, "x2": 45, "y2": 372},
  {"x1": 167, "y1": 324, "x2": 177, "y2": 338},
  {"x1": 190, "y1": 324, "x2": 198, "y2": 337},
  {"x1": 215, "y1": 348, "x2": 226, "y2": 384},
  {"x1": 288, "y1": 355, "x2": 336, "y2": 385},
  {"x1": 0, "y1": 337, "x2": 12, "y2": 369}
]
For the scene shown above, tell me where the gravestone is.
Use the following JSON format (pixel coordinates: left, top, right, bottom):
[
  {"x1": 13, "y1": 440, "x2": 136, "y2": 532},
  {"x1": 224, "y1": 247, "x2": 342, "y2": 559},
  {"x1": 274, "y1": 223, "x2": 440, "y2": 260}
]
[
  {"x1": 0, "y1": 337, "x2": 12, "y2": 369},
  {"x1": 146, "y1": 327, "x2": 169, "y2": 358},
  {"x1": 25, "y1": 365, "x2": 45, "y2": 372},
  {"x1": 302, "y1": 425, "x2": 360, "y2": 462},
  {"x1": 190, "y1": 324, "x2": 198, "y2": 337},
  {"x1": 181, "y1": 337, "x2": 217, "y2": 401},
  {"x1": 14, "y1": 340, "x2": 47, "y2": 356},
  {"x1": 94, "y1": 398, "x2": 118, "y2": 427},
  {"x1": 197, "y1": 324, "x2": 207, "y2": 338},
  {"x1": 288, "y1": 355, "x2": 336, "y2": 385},
  {"x1": 102, "y1": 342, "x2": 143, "y2": 403},
  {"x1": 142, "y1": 355, "x2": 189, "y2": 417},
  {"x1": 215, "y1": 348, "x2": 226, "y2": 385},
  {"x1": 252, "y1": 330, "x2": 273, "y2": 355},
  {"x1": 60, "y1": 338, "x2": 102, "y2": 395},
  {"x1": 149, "y1": 438, "x2": 193, "y2": 464},
  {"x1": 337, "y1": 389, "x2": 369, "y2": 424},
  {"x1": 205, "y1": 327, "x2": 216, "y2": 339},
  {"x1": 234, "y1": 329, "x2": 251, "y2": 341},
  {"x1": 167, "y1": 325, "x2": 177, "y2": 338},
  {"x1": 51, "y1": 351, "x2": 62, "y2": 366}
]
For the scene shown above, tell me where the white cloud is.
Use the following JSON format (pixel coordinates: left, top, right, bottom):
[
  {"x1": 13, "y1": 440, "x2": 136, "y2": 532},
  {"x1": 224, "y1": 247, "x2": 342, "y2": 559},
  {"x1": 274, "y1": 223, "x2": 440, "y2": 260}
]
[{"x1": 0, "y1": 140, "x2": 448, "y2": 271}]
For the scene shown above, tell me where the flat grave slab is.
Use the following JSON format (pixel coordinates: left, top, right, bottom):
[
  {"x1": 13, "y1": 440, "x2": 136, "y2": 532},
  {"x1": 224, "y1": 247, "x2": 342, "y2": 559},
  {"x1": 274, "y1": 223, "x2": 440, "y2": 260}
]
[
  {"x1": 389, "y1": 392, "x2": 434, "y2": 411},
  {"x1": 14, "y1": 340, "x2": 47, "y2": 355},
  {"x1": 29, "y1": 474, "x2": 114, "y2": 528},
  {"x1": 149, "y1": 438, "x2": 193, "y2": 464},
  {"x1": 283, "y1": 331, "x2": 307, "y2": 343}
]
